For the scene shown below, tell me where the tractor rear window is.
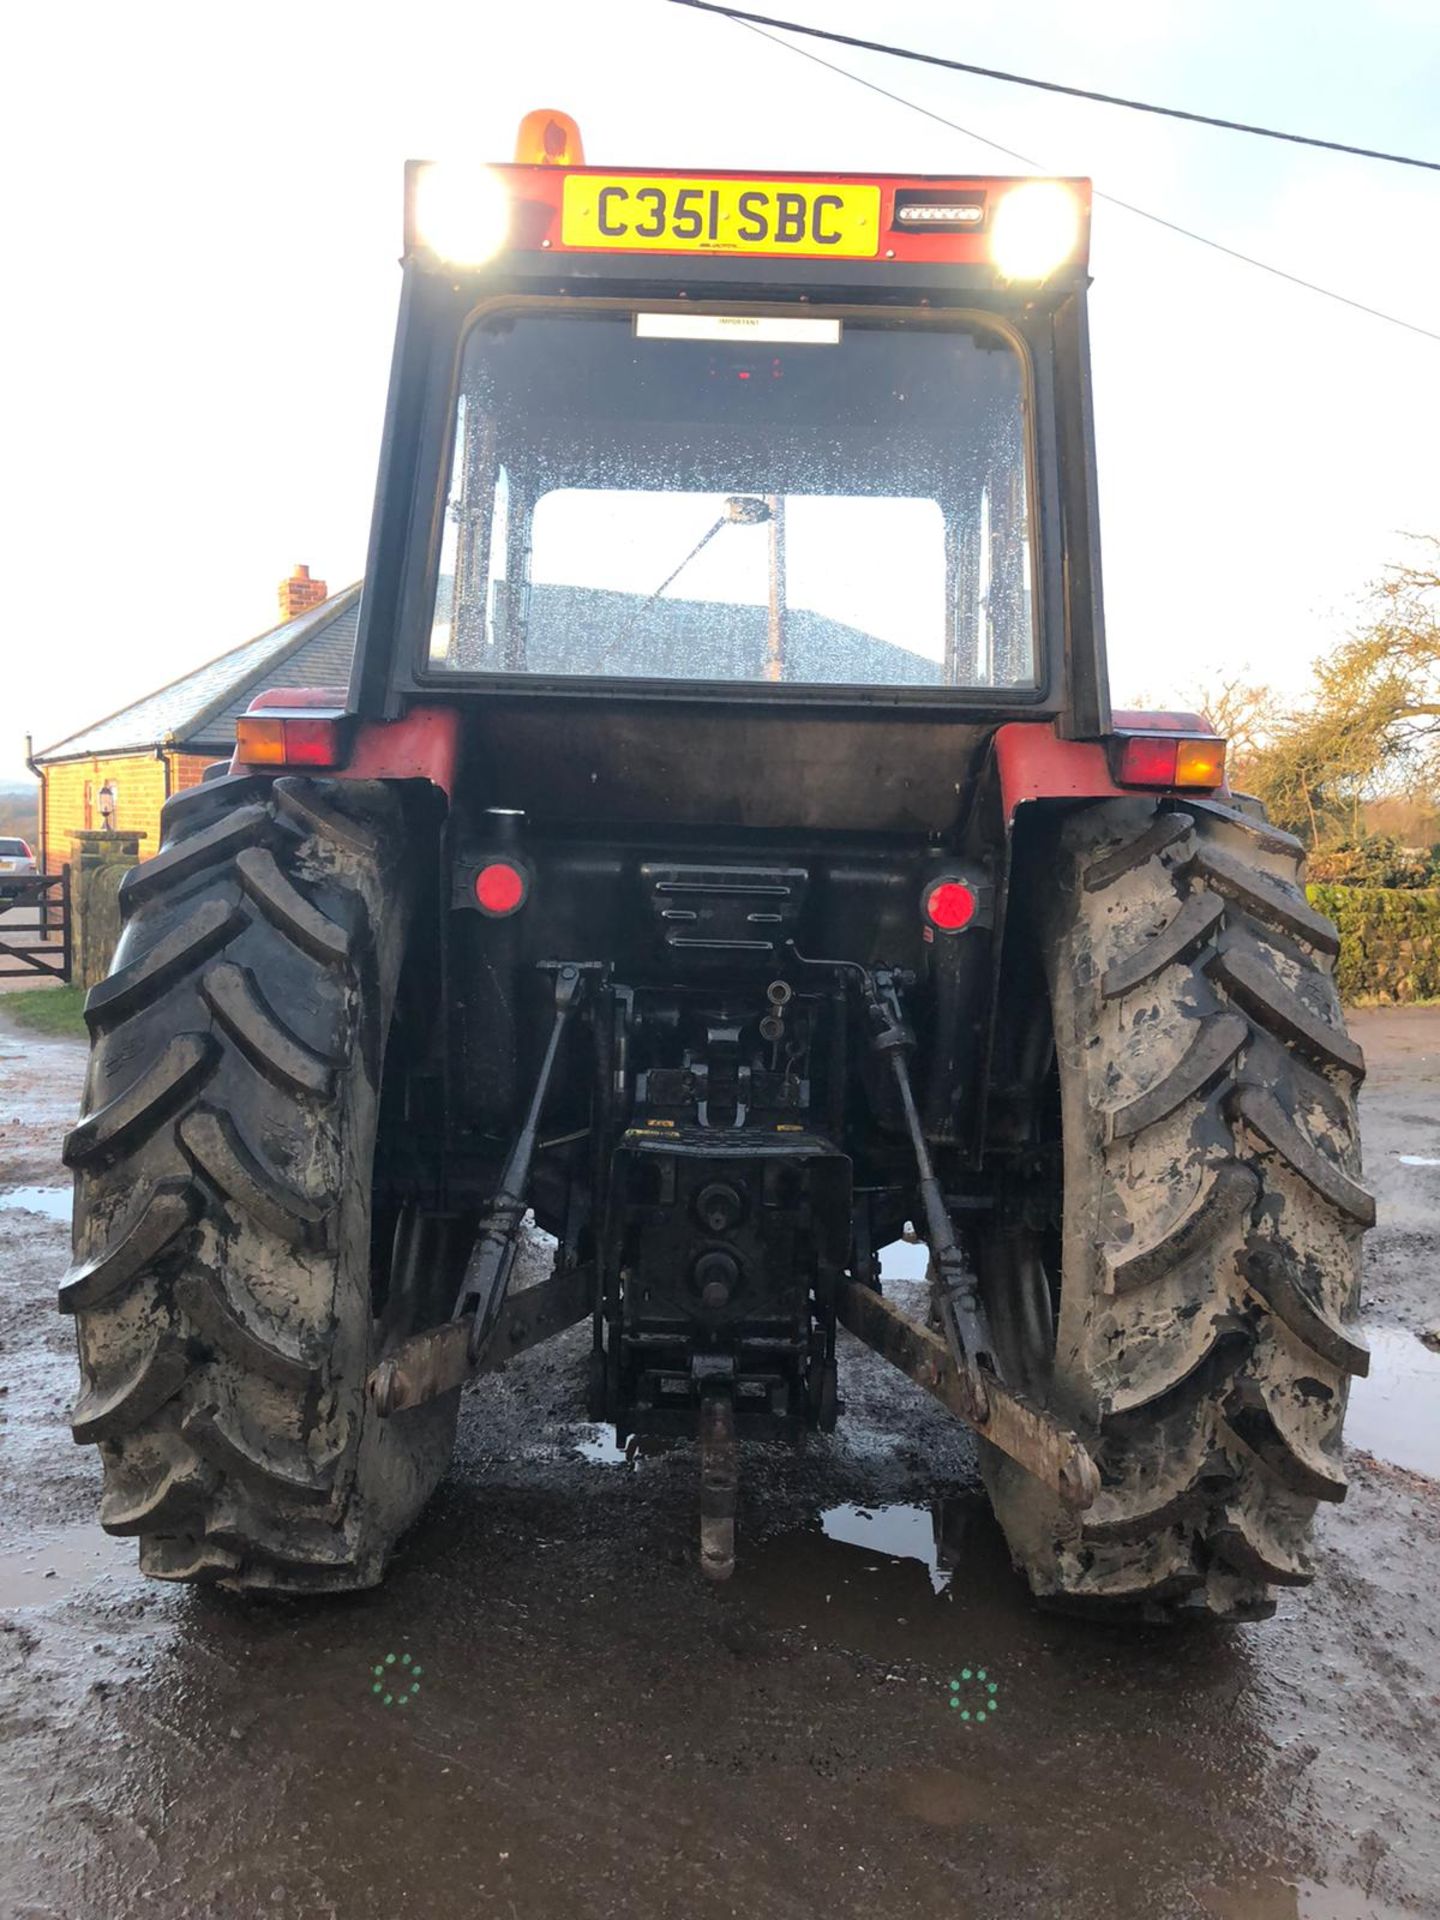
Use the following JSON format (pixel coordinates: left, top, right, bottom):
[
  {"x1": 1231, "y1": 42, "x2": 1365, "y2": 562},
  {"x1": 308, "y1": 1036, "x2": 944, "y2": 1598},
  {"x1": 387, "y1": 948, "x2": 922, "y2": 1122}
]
[{"x1": 426, "y1": 309, "x2": 1035, "y2": 691}]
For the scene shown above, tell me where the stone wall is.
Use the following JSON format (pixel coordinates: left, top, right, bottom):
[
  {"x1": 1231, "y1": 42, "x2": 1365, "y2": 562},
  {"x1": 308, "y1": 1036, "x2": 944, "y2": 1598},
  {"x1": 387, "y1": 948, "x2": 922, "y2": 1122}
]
[{"x1": 69, "y1": 831, "x2": 141, "y2": 990}]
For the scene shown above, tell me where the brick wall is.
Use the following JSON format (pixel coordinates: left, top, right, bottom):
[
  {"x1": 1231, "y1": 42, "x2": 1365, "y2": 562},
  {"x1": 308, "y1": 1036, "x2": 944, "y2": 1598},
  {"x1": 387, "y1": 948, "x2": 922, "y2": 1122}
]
[
  {"x1": 41, "y1": 752, "x2": 163, "y2": 873},
  {"x1": 41, "y1": 749, "x2": 233, "y2": 871},
  {"x1": 169, "y1": 751, "x2": 223, "y2": 793}
]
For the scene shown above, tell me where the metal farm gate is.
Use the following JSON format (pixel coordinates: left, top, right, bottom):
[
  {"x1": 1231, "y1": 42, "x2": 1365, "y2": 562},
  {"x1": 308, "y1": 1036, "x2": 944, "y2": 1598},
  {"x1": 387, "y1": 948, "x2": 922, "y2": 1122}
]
[{"x1": 0, "y1": 870, "x2": 72, "y2": 983}]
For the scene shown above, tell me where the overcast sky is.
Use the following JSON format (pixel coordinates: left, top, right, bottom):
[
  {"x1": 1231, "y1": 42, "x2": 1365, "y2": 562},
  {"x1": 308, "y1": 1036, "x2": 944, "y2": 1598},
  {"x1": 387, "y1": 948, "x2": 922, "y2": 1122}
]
[{"x1": 3, "y1": 0, "x2": 1438, "y2": 781}]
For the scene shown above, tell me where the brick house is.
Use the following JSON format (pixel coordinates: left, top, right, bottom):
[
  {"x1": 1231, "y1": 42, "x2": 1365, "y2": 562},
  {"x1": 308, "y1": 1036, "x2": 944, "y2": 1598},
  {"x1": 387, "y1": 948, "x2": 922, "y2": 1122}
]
[{"x1": 30, "y1": 568, "x2": 358, "y2": 875}]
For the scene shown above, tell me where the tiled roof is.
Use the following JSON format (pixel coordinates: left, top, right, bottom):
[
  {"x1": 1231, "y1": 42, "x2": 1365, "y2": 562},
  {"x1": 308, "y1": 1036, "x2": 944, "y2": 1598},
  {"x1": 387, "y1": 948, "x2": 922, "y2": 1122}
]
[
  {"x1": 206, "y1": 596, "x2": 360, "y2": 734},
  {"x1": 442, "y1": 581, "x2": 941, "y2": 685},
  {"x1": 36, "y1": 586, "x2": 363, "y2": 762}
]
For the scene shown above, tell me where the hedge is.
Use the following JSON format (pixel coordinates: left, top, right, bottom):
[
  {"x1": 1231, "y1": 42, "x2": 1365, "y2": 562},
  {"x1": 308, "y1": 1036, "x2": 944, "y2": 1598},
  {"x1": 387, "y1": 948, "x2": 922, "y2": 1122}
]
[{"x1": 1306, "y1": 883, "x2": 1440, "y2": 1003}]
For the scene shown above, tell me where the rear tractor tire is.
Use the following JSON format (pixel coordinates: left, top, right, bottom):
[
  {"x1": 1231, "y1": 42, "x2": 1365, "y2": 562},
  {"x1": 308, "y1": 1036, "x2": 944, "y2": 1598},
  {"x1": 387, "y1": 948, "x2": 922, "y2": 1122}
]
[
  {"x1": 981, "y1": 795, "x2": 1372, "y2": 1621},
  {"x1": 61, "y1": 773, "x2": 461, "y2": 1591}
]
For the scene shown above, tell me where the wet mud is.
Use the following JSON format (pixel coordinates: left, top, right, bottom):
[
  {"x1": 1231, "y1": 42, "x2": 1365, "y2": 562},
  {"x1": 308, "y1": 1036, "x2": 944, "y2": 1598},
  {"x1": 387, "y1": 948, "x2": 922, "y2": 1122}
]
[{"x1": 1, "y1": 1005, "x2": 1437, "y2": 1920}]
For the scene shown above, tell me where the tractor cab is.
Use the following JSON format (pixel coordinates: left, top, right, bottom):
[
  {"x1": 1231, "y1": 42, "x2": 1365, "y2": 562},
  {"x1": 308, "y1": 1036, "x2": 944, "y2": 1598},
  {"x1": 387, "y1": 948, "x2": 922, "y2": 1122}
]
[{"x1": 349, "y1": 117, "x2": 1110, "y2": 740}]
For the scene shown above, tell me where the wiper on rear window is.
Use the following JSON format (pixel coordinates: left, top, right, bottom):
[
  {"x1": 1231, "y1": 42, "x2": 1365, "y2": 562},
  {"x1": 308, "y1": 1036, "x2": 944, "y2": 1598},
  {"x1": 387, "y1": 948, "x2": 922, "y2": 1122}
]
[{"x1": 623, "y1": 495, "x2": 772, "y2": 639}]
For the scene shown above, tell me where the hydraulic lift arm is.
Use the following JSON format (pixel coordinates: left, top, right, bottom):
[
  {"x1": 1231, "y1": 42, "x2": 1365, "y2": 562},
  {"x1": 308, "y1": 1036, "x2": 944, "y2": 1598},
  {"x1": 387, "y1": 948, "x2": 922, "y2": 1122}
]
[
  {"x1": 370, "y1": 963, "x2": 594, "y2": 1418},
  {"x1": 793, "y1": 948, "x2": 1098, "y2": 1514}
]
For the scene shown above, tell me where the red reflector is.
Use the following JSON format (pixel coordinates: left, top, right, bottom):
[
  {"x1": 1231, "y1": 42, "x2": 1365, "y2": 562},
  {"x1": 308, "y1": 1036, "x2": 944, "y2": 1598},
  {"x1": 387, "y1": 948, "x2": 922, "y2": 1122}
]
[
  {"x1": 1116, "y1": 736, "x2": 1179, "y2": 787},
  {"x1": 924, "y1": 880, "x2": 978, "y2": 932},
  {"x1": 475, "y1": 861, "x2": 526, "y2": 915}
]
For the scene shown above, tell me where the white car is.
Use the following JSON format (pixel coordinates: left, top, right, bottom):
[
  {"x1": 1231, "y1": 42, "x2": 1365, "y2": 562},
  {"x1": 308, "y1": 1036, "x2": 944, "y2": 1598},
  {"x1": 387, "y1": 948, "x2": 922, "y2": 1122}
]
[{"x1": 0, "y1": 838, "x2": 38, "y2": 901}]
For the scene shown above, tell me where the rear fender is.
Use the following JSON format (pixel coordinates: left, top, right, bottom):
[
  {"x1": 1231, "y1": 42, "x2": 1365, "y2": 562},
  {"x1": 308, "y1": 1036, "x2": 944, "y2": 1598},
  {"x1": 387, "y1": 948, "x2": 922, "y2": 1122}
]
[
  {"x1": 995, "y1": 711, "x2": 1223, "y2": 822},
  {"x1": 231, "y1": 690, "x2": 463, "y2": 798},
  {"x1": 980, "y1": 711, "x2": 1226, "y2": 1164}
]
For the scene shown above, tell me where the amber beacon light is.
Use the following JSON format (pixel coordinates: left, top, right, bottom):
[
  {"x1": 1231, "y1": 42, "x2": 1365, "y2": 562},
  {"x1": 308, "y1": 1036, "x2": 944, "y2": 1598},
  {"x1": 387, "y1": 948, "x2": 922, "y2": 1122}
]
[{"x1": 513, "y1": 109, "x2": 585, "y2": 167}]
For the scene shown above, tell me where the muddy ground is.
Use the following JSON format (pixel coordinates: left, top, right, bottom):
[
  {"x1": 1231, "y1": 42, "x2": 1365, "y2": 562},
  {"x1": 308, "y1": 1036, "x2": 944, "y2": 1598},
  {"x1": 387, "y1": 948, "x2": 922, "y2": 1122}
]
[{"x1": 1, "y1": 1004, "x2": 1437, "y2": 1920}]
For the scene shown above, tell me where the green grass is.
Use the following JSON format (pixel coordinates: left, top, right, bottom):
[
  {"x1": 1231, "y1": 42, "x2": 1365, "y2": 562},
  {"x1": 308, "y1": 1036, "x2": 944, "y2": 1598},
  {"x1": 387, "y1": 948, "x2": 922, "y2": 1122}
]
[{"x1": 0, "y1": 984, "x2": 87, "y2": 1038}]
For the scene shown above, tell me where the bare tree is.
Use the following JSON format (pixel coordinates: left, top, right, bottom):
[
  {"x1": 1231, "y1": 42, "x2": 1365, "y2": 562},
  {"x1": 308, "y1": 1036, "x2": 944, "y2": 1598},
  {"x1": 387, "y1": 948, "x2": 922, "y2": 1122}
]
[
  {"x1": 1239, "y1": 538, "x2": 1440, "y2": 845},
  {"x1": 1181, "y1": 676, "x2": 1276, "y2": 789}
]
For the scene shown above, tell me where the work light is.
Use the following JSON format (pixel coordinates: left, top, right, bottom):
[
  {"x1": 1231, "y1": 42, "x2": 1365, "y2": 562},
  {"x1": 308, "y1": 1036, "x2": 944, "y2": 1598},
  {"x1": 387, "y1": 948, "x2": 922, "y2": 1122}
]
[
  {"x1": 989, "y1": 181, "x2": 1082, "y2": 281},
  {"x1": 410, "y1": 163, "x2": 512, "y2": 266}
]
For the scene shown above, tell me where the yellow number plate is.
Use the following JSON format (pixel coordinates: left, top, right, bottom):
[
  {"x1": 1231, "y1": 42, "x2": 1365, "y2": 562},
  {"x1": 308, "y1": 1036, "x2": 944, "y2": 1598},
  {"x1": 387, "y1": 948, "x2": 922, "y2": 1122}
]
[{"x1": 562, "y1": 175, "x2": 881, "y2": 258}]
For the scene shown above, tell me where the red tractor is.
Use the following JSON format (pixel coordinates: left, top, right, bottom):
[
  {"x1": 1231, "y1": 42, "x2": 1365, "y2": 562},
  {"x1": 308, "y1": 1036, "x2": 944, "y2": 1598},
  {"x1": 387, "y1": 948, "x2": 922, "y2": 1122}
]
[{"x1": 62, "y1": 113, "x2": 1370, "y2": 1618}]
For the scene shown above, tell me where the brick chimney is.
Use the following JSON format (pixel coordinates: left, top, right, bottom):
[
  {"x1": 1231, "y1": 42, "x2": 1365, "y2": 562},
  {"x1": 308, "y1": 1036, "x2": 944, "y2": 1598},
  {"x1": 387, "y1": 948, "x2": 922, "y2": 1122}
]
[{"x1": 279, "y1": 563, "x2": 328, "y2": 623}]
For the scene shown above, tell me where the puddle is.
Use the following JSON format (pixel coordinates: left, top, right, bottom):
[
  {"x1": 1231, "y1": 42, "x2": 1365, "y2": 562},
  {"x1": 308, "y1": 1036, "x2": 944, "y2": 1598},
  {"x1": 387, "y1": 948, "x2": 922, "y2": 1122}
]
[
  {"x1": 1346, "y1": 1328, "x2": 1440, "y2": 1479},
  {"x1": 821, "y1": 1502, "x2": 951, "y2": 1592},
  {"x1": 1396, "y1": 1153, "x2": 1440, "y2": 1168},
  {"x1": 879, "y1": 1235, "x2": 929, "y2": 1284},
  {"x1": 0, "y1": 1183, "x2": 71, "y2": 1223},
  {"x1": 571, "y1": 1423, "x2": 632, "y2": 1466},
  {"x1": 567, "y1": 1426, "x2": 679, "y2": 1468},
  {"x1": 0, "y1": 1525, "x2": 139, "y2": 1609},
  {"x1": 742, "y1": 1492, "x2": 1026, "y2": 1665},
  {"x1": 1199, "y1": 1874, "x2": 1412, "y2": 1919}
]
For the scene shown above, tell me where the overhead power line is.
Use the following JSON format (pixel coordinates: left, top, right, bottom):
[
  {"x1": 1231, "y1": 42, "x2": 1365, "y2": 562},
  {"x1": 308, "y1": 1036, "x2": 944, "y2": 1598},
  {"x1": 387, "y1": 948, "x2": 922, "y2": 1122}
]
[
  {"x1": 717, "y1": 12, "x2": 1440, "y2": 345},
  {"x1": 668, "y1": 0, "x2": 1440, "y2": 175}
]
